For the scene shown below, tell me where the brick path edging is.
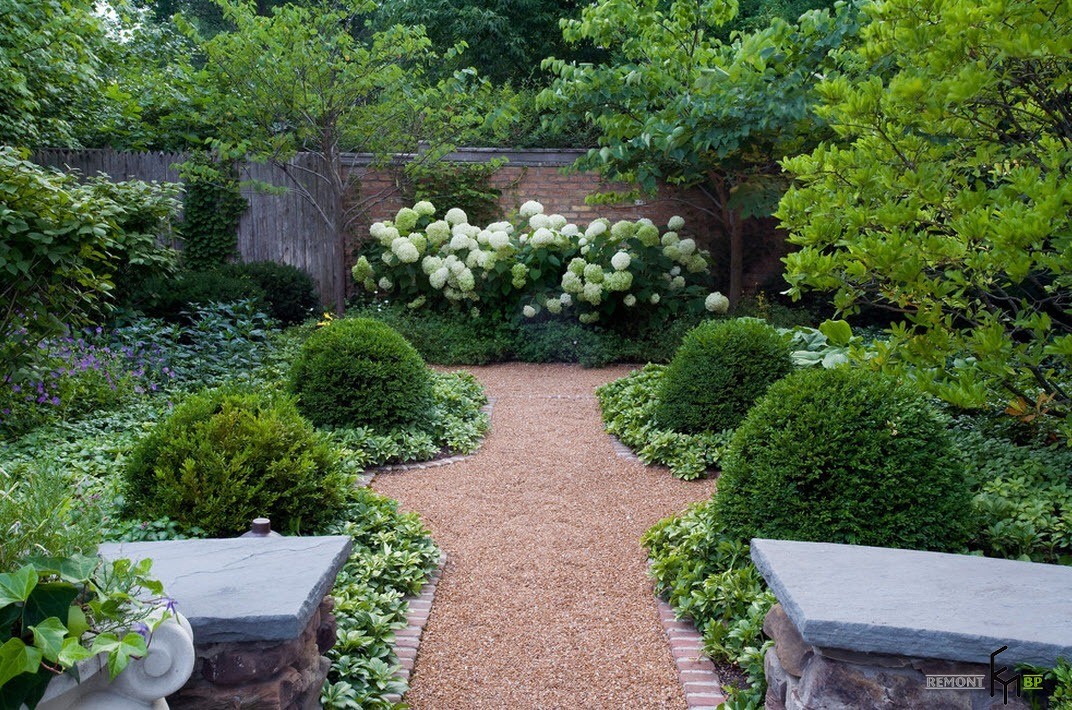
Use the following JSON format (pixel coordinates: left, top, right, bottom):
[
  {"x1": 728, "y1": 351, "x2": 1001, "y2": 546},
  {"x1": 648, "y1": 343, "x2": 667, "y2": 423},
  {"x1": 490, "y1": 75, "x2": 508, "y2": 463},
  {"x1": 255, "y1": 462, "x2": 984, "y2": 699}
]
[
  {"x1": 656, "y1": 596, "x2": 728, "y2": 709},
  {"x1": 384, "y1": 551, "x2": 447, "y2": 705}
]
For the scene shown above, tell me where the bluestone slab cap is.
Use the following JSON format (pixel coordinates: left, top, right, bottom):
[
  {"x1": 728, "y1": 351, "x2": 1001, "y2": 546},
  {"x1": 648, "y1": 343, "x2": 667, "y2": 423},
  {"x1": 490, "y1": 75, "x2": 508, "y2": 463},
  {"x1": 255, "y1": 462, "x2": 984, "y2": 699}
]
[
  {"x1": 99, "y1": 535, "x2": 353, "y2": 644},
  {"x1": 750, "y1": 538, "x2": 1072, "y2": 667}
]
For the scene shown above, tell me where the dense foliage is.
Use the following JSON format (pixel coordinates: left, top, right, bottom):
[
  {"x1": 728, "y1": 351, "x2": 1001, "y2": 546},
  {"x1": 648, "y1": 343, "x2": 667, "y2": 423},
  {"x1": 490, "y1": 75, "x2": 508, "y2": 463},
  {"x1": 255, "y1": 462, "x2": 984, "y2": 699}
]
[
  {"x1": 319, "y1": 487, "x2": 440, "y2": 709},
  {"x1": 0, "y1": 149, "x2": 180, "y2": 379},
  {"x1": 655, "y1": 319, "x2": 793, "y2": 434},
  {"x1": 717, "y1": 367, "x2": 972, "y2": 551},
  {"x1": 598, "y1": 364, "x2": 732, "y2": 480},
  {"x1": 222, "y1": 261, "x2": 321, "y2": 325},
  {"x1": 540, "y1": 0, "x2": 858, "y2": 303},
  {"x1": 177, "y1": 153, "x2": 247, "y2": 269},
  {"x1": 291, "y1": 318, "x2": 435, "y2": 431},
  {"x1": 643, "y1": 501, "x2": 774, "y2": 708},
  {"x1": 122, "y1": 387, "x2": 351, "y2": 536},
  {"x1": 778, "y1": 0, "x2": 1072, "y2": 434},
  {"x1": 353, "y1": 200, "x2": 724, "y2": 328}
]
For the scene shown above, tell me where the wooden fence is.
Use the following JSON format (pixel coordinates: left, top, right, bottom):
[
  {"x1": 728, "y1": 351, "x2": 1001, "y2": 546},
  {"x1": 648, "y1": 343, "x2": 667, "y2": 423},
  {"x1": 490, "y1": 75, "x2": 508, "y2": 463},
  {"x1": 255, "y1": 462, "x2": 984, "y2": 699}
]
[{"x1": 32, "y1": 149, "x2": 343, "y2": 305}]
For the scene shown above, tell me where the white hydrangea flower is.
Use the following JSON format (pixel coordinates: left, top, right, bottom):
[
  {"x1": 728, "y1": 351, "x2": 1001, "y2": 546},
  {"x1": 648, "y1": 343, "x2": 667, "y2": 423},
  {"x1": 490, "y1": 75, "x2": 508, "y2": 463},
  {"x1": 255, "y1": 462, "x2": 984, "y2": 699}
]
[
  {"x1": 548, "y1": 214, "x2": 568, "y2": 230},
  {"x1": 610, "y1": 220, "x2": 635, "y2": 241},
  {"x1": 568, "y1": 258, "x2": 587, "y2": 275},
  {"x1": 661, "y1": 231, "x2": 680, "y2": 246},
  {"x1": 705, "y1": 292, "x2": 730, "y2": 314},
  {"x1": 422, "y1": 255, "x2": 443, "y2": 275},
  {"x1": 582, "y1": 282, "x2": 603, "y2": 305},
  {"x1": 519, "y1": 200, "x2": 544, "y2": 218},
  {"x1": 381, "y1": 251, "x2": 396, "y2": 266},
  {"x1": 414, "y1": 200, "x2": 435, "y2": 216},
  {"x1": 670, "y1": 266, "x2": 682, "y2": 276},
  {"x1": 604, "y1": 271, "x2": 633, "y2": 292},
  {"x1": 444, "y1": 287, "x2": 461, "y2": 300},
  {"x1": 560, "y1": 293, "x2": 573, "y2": 306},
  {"x1": 636, "y1": 224, "x2": 660, "y2": 247},
  {"x1": 668, "y1": 215, "x2": 685, "y2": 231},
  {"x1": 585, "y1": 221, "x2": 607, "y2": 239},
  {"x1": 545, "y1": 297, "x2": 562, "y2": 314},
  {"x1": 561, "y1": 223, "x2": 579, "y2": 237},
  {"x1": 678, "y1": 238, "x2": 697, "y2": 256},
  {"x1": 378, "y1": 226, "x2": 400, "y2": 247},
  {"x1": 561, "y1": 271, "x2": 584, "y2": 293},
  {"x1": 465, "y1": 250, "x2": 481, "y2": 268},
  {"x1": 519, "y1": 235, "x2": 528, "y2": 244},
  {"x1": 530, "y1": 227, "x2": 554, "y2": 247},
  {"x1": 457, "y1": 268, "x2": 476, "y2": 291},
  {"x1": 523, "y1": 304, "x2": 537, "y2": 318},
  {"x1": 395, "y1": 207, "x2": 419, "y2": 232},
  {"x1": 579, "y1": 312, "x2": 599, "y2": 324},
  {"x1": 637, "y1": 217, "x2": 654, "y2": 227},
  {"x1": 473, "y1": 250, "x2": 490, "y2": 268},
  {"x1": 529, "y1": 213, "x2": 551, "y2": 230},
  {"x1": 488, "y1": 231, "x2": 511, "y2": 250},
  {"x1": 581, "y1": 244, "x2": 590, "y2": 255},
  {"x1": 611, "y1": 251, "x2": 631, "y2": 271},
  {"x1": 426, "y1": 220, "x2": 451, "y2": 244},
  {"x1": 377, "y1": 276, "x2": 393, "y2": 291},
  {"x1": 449, "y1": 234, "x2": 471, "y2": 252},
  {"x1": 351, "y1": 255, "x2": 373, "y2": 281},
  {"x1": 477, "y1": 230, "x2": 492, "y2": 245},
  {"x1": 391, "y1": 237, "x2": 420, "y2": 263},
  {"x1": 670, "y1": 275, "x2": 686, "y2": 290},
  {"x1": 449, "y1": 259, "x2": 466, "y2": 276},
  {"x1": 578, "y1": 237, "x2": 588, "y2": 247},
  {"x1": 430, "y1": 267, "x2": 450, "y2": 290},
  {"x1": 623, "y1": 293, "x2": 637, "y2": 307},
  {"x1": 445, "y1": 207, "x2": 468, "y2": 225},
  {"x1": 663, "y1": 245, "x2": 682, "y2": 260},
  {"x1": 488, "y1": 221, "x2": 514, "y2": 233},
  {"x1": 686, "y1": 254, "x2": 708, "y2": 273},
  {"x1": 583, "y1": 263, "x2": 604, "y2": 283},
  {"x1": 650, "y1": 293, "x2": 661, "y2": 304},
  {"x1": 370, "y1": 221, "x2": 387, "y2": 239}
]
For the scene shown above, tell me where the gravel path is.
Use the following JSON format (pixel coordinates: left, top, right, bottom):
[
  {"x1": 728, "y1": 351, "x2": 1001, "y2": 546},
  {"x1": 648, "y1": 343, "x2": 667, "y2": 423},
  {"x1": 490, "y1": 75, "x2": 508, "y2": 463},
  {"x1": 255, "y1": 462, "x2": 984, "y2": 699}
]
[{"x1": 372, "y1": 363, "x2": 716, "y2": 709}]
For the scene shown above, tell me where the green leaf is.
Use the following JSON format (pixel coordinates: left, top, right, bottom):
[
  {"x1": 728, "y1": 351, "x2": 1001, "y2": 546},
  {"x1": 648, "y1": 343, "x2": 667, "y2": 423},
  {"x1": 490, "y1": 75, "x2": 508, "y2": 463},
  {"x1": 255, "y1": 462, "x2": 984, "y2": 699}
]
[
  {"x1": 30, "y1": 617, "x2": 68, "y2": 664},
  {"x1": 0, "y1": 637, "x2": 42, "y2": 687},
  {"x1": 57, "y1": 637, "x2": 94, "y2": 668},
  {"x1": 0, "y1": 566, "x2": 38, "y2": 607},
  {"x1": 22, "y1": 582, "x2": 80, "y2": 629},
  {"x1": 818, "y1": 319, "x2": 853, "y2": 347}
]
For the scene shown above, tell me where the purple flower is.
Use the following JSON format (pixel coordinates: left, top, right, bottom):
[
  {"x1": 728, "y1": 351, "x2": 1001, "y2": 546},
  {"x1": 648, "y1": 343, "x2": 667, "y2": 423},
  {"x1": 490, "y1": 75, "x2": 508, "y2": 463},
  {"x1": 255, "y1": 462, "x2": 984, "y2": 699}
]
[
  {"x1": 132, "y1": 622, "x2": 151, "y2": 642},
  {"x1": 49, "y1": 396, "x2": 60, "y2": 406},
  {"x1": 11, "y1": 385, "x2": 20, "y2": 393}
]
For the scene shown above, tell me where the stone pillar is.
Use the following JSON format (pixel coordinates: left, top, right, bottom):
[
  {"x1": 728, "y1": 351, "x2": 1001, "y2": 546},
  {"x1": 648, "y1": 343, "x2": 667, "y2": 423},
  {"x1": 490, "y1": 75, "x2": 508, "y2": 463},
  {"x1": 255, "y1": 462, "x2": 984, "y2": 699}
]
[{"x1": 167, "y1": 597, "x2": 337, "y2": 710}]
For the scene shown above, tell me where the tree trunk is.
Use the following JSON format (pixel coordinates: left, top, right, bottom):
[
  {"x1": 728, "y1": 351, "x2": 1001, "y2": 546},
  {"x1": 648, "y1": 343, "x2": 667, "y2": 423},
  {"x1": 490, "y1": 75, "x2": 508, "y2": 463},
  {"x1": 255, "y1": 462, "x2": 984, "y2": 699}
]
[{"x1": 727, "y1": 209, "x2": 743, "y2": 307}]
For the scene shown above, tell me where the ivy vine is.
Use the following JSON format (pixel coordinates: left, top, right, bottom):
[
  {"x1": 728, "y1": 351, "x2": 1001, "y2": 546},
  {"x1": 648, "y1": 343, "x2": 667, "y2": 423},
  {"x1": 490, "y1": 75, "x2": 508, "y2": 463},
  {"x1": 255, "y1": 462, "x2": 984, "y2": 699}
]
[{"x1": 178, "y1": 152, "x2": 248, "y2": 269}]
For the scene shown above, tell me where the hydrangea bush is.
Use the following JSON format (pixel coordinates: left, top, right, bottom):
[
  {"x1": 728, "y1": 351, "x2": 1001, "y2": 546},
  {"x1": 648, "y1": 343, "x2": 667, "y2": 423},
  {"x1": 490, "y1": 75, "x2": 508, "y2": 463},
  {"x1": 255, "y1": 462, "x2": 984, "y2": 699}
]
[{"x1": 353, "y1": 200, "x2": 728, "y2": 326}]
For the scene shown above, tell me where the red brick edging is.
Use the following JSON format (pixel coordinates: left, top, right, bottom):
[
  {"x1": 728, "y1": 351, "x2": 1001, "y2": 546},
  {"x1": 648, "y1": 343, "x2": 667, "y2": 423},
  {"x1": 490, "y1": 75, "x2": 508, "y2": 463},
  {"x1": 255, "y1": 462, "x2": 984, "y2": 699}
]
[
  {"x1": 384, "y1": 552, "x2": 447, "y2": 704},
  {"x1": 656, "y1": 597, "x2": 728, "y2": 709}
]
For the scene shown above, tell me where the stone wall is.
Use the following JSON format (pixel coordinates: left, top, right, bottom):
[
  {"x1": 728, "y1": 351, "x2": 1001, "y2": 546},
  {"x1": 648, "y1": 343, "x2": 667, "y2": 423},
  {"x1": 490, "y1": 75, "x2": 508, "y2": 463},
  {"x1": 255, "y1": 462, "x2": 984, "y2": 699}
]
[
  {"x1": 168, "y1": 597, "x2": 337, "y2": 710},
  {"x1": 762, "y1": 604, "x2": 1030, "y2": 710}
]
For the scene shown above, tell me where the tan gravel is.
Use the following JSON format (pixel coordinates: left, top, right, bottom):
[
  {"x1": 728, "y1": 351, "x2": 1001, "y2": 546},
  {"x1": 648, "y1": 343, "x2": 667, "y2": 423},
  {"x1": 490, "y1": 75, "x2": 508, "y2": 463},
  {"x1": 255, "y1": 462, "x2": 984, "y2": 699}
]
[{"x1": 372, "y1": 363, "x2": 716, "y2": 710}]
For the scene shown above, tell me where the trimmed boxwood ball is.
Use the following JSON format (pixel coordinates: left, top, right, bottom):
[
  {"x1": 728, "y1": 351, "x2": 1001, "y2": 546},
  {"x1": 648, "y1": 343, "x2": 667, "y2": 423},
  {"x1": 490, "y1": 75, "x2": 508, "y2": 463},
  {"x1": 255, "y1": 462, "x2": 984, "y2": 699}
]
[
  {"x1": 290, "y1": 317, "x2": 434, "y2": 431},
  {"x1": 715, "y1": 367, "x2": 972, "y2": 552},
  {"x1": 122, "y1": 388, "x2": 349, "y2": 537},
  {"x1": 653, "y1": 318, "x2": 793, "y2": 434}
]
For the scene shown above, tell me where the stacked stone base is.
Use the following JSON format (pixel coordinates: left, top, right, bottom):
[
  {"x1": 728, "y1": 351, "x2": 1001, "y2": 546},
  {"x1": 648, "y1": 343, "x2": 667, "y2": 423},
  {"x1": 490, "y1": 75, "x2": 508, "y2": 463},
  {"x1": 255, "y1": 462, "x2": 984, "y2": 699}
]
[
  {"x1": 763, "y1": 605, "x2": 1029, "y2": 710},
  {"x1": 169, "y1": 597, "x2": 338, "y2": 710}
]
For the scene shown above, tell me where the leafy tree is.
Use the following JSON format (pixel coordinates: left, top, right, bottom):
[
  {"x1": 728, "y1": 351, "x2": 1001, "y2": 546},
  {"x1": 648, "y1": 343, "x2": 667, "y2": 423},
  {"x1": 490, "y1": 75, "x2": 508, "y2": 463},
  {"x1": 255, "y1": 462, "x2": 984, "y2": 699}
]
[
  {"x1": 777, "y1": 0, "x2": 1072, "y2": 432},
  {"x1": 539, "y1": 0, "x2": 857, "y2": 305},
  {"x1": 192, "y1": 0, "x2": 482, "y2": 312},
  {"x1": 373, "y1": 0, "x2": 601, "y2": 86},
  {"x1": 0, "y1": 0, "x2": 106, "y2": 147}
]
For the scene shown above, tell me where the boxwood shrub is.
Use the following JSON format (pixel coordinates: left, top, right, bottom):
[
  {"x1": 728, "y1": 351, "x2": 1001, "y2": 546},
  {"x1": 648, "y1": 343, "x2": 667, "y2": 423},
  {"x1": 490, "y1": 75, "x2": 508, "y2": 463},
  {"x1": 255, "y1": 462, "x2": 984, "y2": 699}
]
[
  {"x1": 290, "y1": 318, "x2": 434, "y2": 431},
  {"x1": 122, "y1": 387, "x2": 349, "y2": 536},
  {"x1": 716, "y1": 367, "x2": 972, "y2": 551},
  {"x1": 223, "y1": 261, "x2": 321, "y2": 325},
  {"x1": 654, "y1": 318, "x2": 793, "y2": 434}
]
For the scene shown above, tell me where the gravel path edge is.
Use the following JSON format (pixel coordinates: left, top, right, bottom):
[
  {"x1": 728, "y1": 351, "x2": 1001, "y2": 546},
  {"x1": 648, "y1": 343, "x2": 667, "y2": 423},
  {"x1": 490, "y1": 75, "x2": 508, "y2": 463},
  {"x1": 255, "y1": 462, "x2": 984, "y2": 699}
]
[
  {"x1": 656, "y1": 594, "x2": 728, "y2": 709},
  {"x1": 385, "y1": 552, "x2": 448, "y2": 705}
]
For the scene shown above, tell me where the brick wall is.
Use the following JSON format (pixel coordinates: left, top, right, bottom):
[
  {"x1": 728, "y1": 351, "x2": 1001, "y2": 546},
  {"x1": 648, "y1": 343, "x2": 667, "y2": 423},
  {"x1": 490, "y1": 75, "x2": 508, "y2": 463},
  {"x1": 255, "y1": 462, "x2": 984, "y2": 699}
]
[{"x1": 346, "y1": 151, "x2": 790, "y2": 298}]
